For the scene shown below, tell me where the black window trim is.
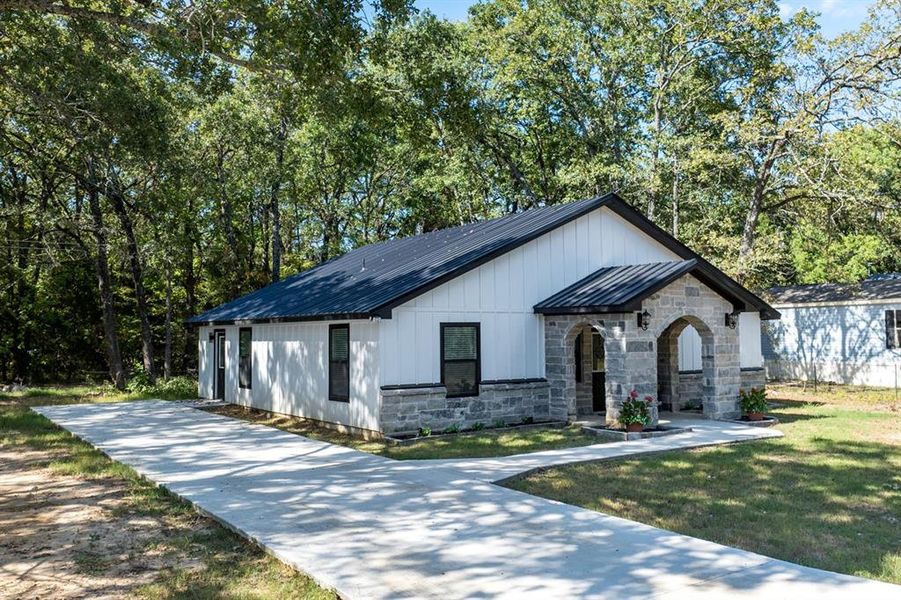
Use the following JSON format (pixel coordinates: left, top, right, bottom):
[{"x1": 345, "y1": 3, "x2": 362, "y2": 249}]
[
  {"x1": 329, "y1": 323, "x2": 350, "y2": 402},
  {"x1": 440, "y1": 322, "x2": 481, "y2": 398},
  {"x1": 238, "y1": 326, "x2": 252, "y2": 389},
  {"x1": 887, "y1": 309, "x2": 900, "y2": 350}
]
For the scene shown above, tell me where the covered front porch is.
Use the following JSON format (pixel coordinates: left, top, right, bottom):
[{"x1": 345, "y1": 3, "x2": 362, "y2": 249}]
[{"x1": 537, "y1": 261, "x2": 748, "y2": 427}]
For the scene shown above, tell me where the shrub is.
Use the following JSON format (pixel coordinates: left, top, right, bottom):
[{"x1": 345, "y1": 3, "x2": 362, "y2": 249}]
[
  {"x1": 472, "y1": 422, "x2": 485, "y2": 431},
  {"x1": 442, "y1": 423, "x2": 461, "y2": 434},
  {"x1": 520, "y1": 415, "x2": 535, "y2": 425},
  {"x1": 125, "y1": 364, "x2": 197, "y2": 400},
  {"x1": 492, "y1": 419, "x2": 506, "y2": 429},
  {"x1": 619, "y1": 390, "x2": 652, "y2": 426},
  {"x1": 739, "y1": 387, "x2": 768, "y2": 414},
  {"x1": 418, "y1": 426, "x2": 432, "y2": 437}
]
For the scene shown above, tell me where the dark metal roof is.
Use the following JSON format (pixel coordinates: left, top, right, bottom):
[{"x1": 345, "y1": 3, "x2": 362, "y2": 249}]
[
  {"x1": 188, "y1": 192, "x2": 779, "y2": 325},
  {"x1": 534, "y1": 261, "x2": 698, "y2": 314},
  {"x1": 188, "y1": 195, "x2": 614, "y2": 325},
  {"x1": 767, "y1": 276, "x2": 901, "y2": 305}
]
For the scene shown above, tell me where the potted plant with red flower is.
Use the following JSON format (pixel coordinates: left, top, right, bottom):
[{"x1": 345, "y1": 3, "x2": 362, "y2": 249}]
[
  {"x1": 739, "y1": 387, "x2": 768, "y2": 421},
  {"x1": 620, "y1": 390, "x2": 653, "y2": 432}
]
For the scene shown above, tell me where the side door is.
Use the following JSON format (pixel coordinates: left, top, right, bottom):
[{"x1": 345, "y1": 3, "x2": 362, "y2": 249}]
[{"x1": 214, "y1": 329, "x2": 226, "y2": 400}]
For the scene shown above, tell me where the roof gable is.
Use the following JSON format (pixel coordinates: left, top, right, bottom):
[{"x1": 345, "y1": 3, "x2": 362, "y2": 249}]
[{"x1": 188, "y1": 193, "x2": 778, "y2": 325}]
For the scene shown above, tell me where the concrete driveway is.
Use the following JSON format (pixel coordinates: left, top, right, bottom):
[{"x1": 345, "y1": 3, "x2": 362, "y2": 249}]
[{"x1": 34, "y1": 401, "x2": 899, "y2": 599}]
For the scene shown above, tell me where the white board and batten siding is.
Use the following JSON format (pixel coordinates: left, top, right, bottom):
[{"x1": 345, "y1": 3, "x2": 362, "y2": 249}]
[
  {"x1": 379, "y1": 205, "x2": 764, "y2": 386},
  {"x1": 677, "y1": 312, "x2": 764, "y2": 372},
  {"x1": 198, "y1": 204, "x2": 767, "y2": 425},
  {"x1": 764, "y1": 300, "x2": 901, "y2": 387},
  {"x1": 197, "y1": 320, "x2": 380, "y2": 432}
]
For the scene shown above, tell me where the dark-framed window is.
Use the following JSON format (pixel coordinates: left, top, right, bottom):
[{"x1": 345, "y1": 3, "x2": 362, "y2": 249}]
[
  {"x1": 441, "y1": 323, "x2": 480, "y2": 397},
  {"x1": 887, "y1": 310, "x2": 901, "y2": 349},
  {"x1": 574, "y1": 332, "x2": 583, "y2": 383},
  {"x1": 329, "y1": 324, "x2": 350, "y2": 402},
  {"x1": 238, "y1": 327, "x2": 252, "y2": 389}
]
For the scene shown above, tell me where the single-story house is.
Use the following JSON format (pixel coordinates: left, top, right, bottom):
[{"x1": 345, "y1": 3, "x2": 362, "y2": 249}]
[
  {"x1": 763, "y1": 274, "x2": 901, "y2": 387},
  {"x1": 188, "y1": 193, "x2": 778, "y2": 437}
]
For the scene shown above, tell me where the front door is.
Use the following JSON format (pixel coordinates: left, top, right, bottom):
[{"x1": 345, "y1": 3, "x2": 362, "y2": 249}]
[
  {"x1": 214, "y1": 329, "x2": 226, "y2": 400},
  {"x1": 591, "y1": 332, "x2": 606, "y2": 412}
]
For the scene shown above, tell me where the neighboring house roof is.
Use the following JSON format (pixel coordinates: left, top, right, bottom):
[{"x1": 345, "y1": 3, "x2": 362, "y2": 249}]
[
  {"x1": 767, "y1": 277, "x2": 901, "y2": 306},
  {"x1": 535, "y1": 261, "x2": 698, "y2": 314},
  {"x1": 188, "y1": 193, "x2": 778, "y2": 325}
]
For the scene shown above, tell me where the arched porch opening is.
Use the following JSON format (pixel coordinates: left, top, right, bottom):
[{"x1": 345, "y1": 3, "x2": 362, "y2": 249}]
[
  {"x1": 656, "y1": 315, "x2": 715, "y2": 416},
  {"x1": 562, "y1": 320, "x2": 610, "y2": 419}
]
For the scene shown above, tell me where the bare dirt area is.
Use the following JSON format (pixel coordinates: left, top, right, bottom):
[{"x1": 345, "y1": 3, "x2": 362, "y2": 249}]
[{"x1": 0, "y1": 448, "x2": 202, "y2": 600}]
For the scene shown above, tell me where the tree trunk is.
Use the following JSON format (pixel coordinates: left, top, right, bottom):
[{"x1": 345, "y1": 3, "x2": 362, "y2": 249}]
[
  {"x1": 182, "y1": 197, "x2": 197, "y2": 375},
  {"x1": 163, "y1": 259, "x2": 173, "y2": 379},
  {"x1": 270, "y1": 115, "x2": 286, "y2": 282},
  {"x1": 85, "y1": 169, "x2": 125, "y2": 389},
  {"x1": 217, "y1": 147, "x2": 240, "y2": 297},
  {"x1": 671, "y1": 170, "x2": 679, "y2": 238},
  {"x1": 107, "y1": 180, "x2": 155, "y2": 382}
]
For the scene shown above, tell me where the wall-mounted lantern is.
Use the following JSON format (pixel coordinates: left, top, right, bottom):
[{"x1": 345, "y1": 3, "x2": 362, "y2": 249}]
[
  {"x1": 208, "y1": 332, "x2": 216, "y2": 343},
  {"x1": 637, "y1": 309, "x2": 651, "y2": 331},
  {"x1": 725, "y1": 311, "x2": 739, "y2": 329}
]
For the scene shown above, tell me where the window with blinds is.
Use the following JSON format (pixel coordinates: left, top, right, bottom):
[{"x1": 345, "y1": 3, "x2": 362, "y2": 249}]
[
  {"x1": 887, "y1": 310, "x2": 901, "y2": 350},
  {"x1": 329, "y1": 324, "x2": 350, "y2": 402},
  {"x1": 238, "y1": 327, "x2": 252, "y2": 389},
  {"x1": 441, "y1": 323, "x2": 480, "y2": 397}
]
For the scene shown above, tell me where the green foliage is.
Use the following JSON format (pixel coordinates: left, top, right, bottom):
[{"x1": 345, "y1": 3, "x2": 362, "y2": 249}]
[
  {"x1": 619, "y1": 391, "x2": 652, "y2": 426},
  {"x1": 442, "y1": 423, "x2": 461, "y2": 434},
  {"x1": 789, "y1": 224, "x2": 890, "y2": 284},
  {"x1": 739, "y1": 388, "x2": 768, "y2": 415},
  {"x1": 125, "y1": 365, "x2": 197, "y2": 399},
  {"x1": 472, "y1": 421, "x2": 485, "y2": 431},
  {"x1": 418, "y1": 426, "x2": 432, "y2": 437},
  {"x1": 0, "y1": 1, "x2": 899, "y2": 385}
]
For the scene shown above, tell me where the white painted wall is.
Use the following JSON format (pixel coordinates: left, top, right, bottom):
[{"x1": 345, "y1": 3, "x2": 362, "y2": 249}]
[
  {"x1": 379, "y1": 206, "x2": 686, "y2": 385},
  {"x1": 676, "y1": 311, "x2": 763, "y2": 371},
  {"x1": 198, "y1": 320, "x2": 380, "y2": 431},
  {"x1": 197, "y1": 203, "x2": 768, "y2": 426},
  {"x1": 197, "y1": 325, "x2": 213, "y2": 398},
  {"x1": 764, "y1": 301, "x2": 901, "y2": 387}
]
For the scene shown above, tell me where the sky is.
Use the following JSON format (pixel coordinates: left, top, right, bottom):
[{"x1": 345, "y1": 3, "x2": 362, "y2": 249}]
[{"x1": 413, "y1": 0, "x2": 878, "y2": 39}]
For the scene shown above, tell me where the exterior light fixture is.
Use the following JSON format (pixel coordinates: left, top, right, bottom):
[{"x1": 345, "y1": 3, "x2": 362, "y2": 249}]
[
  {"x1": 208, "y1": 332, "x2": 216, "y2": 342},
  {"x1": 725, "y1": 311, "x2": 739, "y2": 329},
  {"x1": 637, "y1": 309, "x2": 651, "y2": 331}
]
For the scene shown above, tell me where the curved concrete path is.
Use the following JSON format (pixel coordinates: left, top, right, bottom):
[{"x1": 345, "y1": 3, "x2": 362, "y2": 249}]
[
  {"x1": 34, "y1": 401, "x2": 899, "y2": 599},
  {"x1": 407, "y1": 415, "x2": 783, "y2": 482}
]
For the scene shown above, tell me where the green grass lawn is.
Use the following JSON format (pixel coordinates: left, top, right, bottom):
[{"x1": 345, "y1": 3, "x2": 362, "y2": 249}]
[
  {"x1": 206, "y1": 404, "x2": 604, "y2": 460},
  {"x1": 505, "y1": 382, "x2": 901, "y2": 584},
  {"x1": 0, "y1": 386, "x2": 335, "y2": 599}
]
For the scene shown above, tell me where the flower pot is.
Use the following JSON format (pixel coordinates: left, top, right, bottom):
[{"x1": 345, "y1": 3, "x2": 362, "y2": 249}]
[
  {"x1": 747, "y1": 412, "x2": 765, "y2": 421},
  {"x1": 625, "y1": 423, "x2": 644, "y2": 432}
]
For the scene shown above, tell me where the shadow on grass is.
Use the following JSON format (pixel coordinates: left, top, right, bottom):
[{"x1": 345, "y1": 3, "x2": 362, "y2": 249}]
[{"x1": 506, "y1": 435, "x2": 901, "y2": 584}]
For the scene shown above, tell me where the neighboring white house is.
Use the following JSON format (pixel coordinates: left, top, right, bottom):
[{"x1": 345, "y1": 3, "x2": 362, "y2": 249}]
[
  {"x1": 764, "y1": 275, "x2": 901, "y2": 388},
  {"x1": 189, "y1": 193, "x2": 777, "y2": 437}
]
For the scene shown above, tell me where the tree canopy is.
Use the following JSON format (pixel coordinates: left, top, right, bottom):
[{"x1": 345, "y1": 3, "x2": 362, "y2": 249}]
[{"x1": 1, "y1": 0, "x2": 899, "y2": 385}]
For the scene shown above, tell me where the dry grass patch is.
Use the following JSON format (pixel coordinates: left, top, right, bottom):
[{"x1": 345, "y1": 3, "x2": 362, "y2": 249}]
[{"x1": 0, "y1": 389, "x2": 335, "y2": 600}]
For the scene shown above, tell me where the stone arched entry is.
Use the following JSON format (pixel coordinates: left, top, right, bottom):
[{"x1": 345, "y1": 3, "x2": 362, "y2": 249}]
[
  {"x1": 656, "y1": 315, "x2": 715, "y2": 415},
  {"x1": 544, "y1": 315, "x2": 639, "y2": 426}
]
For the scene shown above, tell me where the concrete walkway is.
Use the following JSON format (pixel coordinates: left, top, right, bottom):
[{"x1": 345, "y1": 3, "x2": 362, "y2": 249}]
[
  {"x1": 408, "y1": 415, "x2": 783, "y2": 482},
  {"x1": 34, "y1": 401, "x2": 898, "y2": 599}
]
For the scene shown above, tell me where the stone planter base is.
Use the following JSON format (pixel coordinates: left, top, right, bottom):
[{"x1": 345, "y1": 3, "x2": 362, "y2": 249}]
[
  {"x1": 730, "y1": 416, "x2": 779, "y2": 428},
  {"x1": 580, "y1": 424, "x2": 692, "y2": 442}
]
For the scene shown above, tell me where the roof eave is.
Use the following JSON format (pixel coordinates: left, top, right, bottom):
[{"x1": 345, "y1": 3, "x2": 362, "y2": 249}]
[{"x1": 185, "y1": 312, "x2": 378, "y2": 327}]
